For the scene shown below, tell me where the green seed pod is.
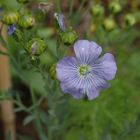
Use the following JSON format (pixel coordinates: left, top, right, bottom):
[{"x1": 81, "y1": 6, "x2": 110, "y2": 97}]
[
  {"x1": 59, "y1": 27, "x2": 78, "y2": 45},
  {"x1": 109, "y1": 1, "x2": 122, "y2": 14},
  {"x1": 2, "y1": 11, "x2": 19, "y2": 25},
  {"x1": 17, "y1": 0, "x2": 28, "y2": 3},
  {"x1": 25, "y1": 38, "x2": 47, "y2": 56},
  {"x1": 124, "y1": 14, "x2": 136, "y2": 26},
  {"x1": 18, "y1": 14, "x2": 35, "y2": 28},
  {"x1": 49, "y1": 64, "x2": 56, "y2": 79},
  {"x1": 91, "y1": 5, "x2": 104, "y2": 16},
  {"x1": 103, "y1": 18, "x2": 116, "y2": 31}
]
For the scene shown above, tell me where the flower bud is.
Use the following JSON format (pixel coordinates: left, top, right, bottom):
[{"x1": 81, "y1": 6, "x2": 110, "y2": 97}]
[
  {"x1": 54, "y1": 13, "x2": 65, "y2": 31},
  {"x1": 17, "y1": 0, "x2": 28, "y2": 3},
  {"x1": 59, "y1": 27, "x2": 78, "y2": 45},
  {"x1": 91, "y1": 5, "x2": 104, "y2": 16},
  {"x1": 18, "y1": 14, "x2": 35, "y2": 28},
  {"x1": 2, "y1": 11, "x2": 19, "y2": 25},
  {"x1": 49, "y1": 64, "x2": 56, "y2": 79},
  {"x1": 109, "y1": 1, "x2": 122, "y2": 14},
  {"x1": 103, "y1": 18, "x2": 116, "y2": 31},
  {"x1": 25, "y1": 38, "x2": 47, "y2": 56},
  {"x1": 7, "y1": 24, "x2": 16, "y2": 35},
  {"x1": 124, "y1": 14, "x2": 136, "y2": 26}
]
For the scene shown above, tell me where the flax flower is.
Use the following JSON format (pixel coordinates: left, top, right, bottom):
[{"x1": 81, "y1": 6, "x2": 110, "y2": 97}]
[{"x1": 56, "y1": 40, "x2": 117, "y2": 100}]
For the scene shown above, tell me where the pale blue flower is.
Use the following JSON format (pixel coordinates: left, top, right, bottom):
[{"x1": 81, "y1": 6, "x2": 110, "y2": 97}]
[{"x1": 56, "y1": 40, "x2": 117, "y2": 100}]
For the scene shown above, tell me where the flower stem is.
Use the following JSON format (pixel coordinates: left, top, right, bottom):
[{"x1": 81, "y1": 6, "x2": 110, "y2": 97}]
[{"x1": 30, "y1": 87, "x2": 48, "y2": 140}]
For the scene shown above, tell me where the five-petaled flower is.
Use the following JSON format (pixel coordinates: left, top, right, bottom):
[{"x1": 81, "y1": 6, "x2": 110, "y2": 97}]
[{"x1": 56, "y1": 40, "x2": 117, "y2": 100}]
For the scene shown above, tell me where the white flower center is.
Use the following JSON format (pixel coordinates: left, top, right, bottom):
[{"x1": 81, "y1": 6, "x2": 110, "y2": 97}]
[{"x1": 78, "y1": 65, "x2": 91, "y2": 77}]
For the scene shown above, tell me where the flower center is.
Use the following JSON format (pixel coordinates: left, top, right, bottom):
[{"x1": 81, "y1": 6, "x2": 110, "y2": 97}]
[{"x1": 78, "y1": 65, "x2": 91, "y2": 76}]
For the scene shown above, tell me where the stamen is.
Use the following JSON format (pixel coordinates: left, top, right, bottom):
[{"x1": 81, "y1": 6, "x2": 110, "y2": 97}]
[{"x1": 78, "y1": 65, "x2": 91, "y2": 77}]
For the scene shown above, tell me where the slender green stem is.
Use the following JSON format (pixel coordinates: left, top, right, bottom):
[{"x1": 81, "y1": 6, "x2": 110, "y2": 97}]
[
  {"x1": 30, "y1": 87, "x2": 36, "y2": 105},
  {"x1": 10, "y1": 53, "x2": 27, "y2": 83},
  {"x1": 28, "y1": 96, "x2": 44, "y2": 111},
  {"x1": 56, "y1": 34, "x2": 61, "y2": 59},
  {"x1": 77, "y1": 0, "x2": 87, "y2": 14},
  {"x1": 14, "y1": 100, "x2": 30, "y2": 113},
  {"x1": 56, "y1": 0, "x2": 61, "y2": 13},
  {"x1": 69, "y1": 0, "x2": 74, "y2": 16},
  {"x1": 30, "y1": 87, "x2": 48, "y2": 140}
]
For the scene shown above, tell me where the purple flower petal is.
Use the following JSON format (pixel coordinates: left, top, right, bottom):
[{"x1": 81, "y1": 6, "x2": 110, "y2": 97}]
[
  {"x1": 8, "y1": 24, "x2": 16, "y2": 35},
  {"x1": 31, "y1": 42, "x2": 39, "y2": 55},
  {"x1": 56, "y1": 56, "x2": 78, "y2": 82},
  {"x1": 54, "y1": 13, "x2": 66, "y2": 31},
  {"x1": 74, "y1": 40, "x2": 102, "y2": 64},
  {"x1": 87, "y1": 87, "x2": 100, "y2": 100},
  {"x1": 60, "y1": 82, "x2": 84, "y2": 99},
  {"x1": 93, "y1": 53, "x2": 117, "y2": 80}
]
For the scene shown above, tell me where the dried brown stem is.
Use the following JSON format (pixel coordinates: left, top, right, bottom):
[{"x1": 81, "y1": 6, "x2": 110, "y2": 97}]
[{"x1": 0, "y1": 23, "x2": 16, "y2": 140}]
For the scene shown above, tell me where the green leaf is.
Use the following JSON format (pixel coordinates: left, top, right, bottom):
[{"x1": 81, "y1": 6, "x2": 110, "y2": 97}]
[{"x1": 23, "y1": 115, "x2": 35, "y2": 126}]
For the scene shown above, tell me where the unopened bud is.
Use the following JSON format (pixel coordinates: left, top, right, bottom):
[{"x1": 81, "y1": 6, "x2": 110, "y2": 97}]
[
  {"x1": 109, "y1": 1, "x2": 122, "y2": 14},
  {"x1": 25, "y1": 38, "x2": 47, "y2": 56},
  {"x1": 59, "y1": 27, "x2": 78, "y2": 45},
  {"x1": 2, "y1": 11, "x2": 19, "y2": 25},
  {"x1": 91, "y1": 5, "x2": 104, "y2": 16},
  {"x1": 103, "y1": 18, "x2": 116, "y2": 31},
  {"x1": 18, "y1": 14, "x2": 35, "y2": 28},
  {"x1": 54, "y1": 13, "x2": 66, "y2": 31},
  {"x1": 124, "y1": 14, "x2": 136, "y2": 26}
]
